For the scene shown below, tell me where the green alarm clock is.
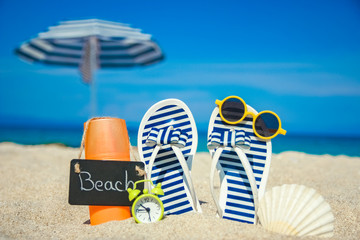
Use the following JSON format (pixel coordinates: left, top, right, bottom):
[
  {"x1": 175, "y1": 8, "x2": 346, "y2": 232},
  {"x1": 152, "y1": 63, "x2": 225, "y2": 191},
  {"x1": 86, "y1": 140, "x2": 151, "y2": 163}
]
[{"x1": 127, "y1": 179, "x2": 164, "y2": 223}]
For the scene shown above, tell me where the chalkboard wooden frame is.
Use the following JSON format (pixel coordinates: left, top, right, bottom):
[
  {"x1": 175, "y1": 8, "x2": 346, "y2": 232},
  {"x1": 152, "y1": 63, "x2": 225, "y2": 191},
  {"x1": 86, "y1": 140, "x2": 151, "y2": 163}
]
[{"x1": 68, "y1": 159, "x2": 145, "y2": 206}]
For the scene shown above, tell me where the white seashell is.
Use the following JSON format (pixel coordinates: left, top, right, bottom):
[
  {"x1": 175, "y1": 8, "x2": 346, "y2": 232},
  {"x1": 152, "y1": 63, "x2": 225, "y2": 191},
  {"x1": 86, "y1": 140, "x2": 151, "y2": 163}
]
[{"x1": 258, "y1": 184, "x2": 334, "y2": 237}]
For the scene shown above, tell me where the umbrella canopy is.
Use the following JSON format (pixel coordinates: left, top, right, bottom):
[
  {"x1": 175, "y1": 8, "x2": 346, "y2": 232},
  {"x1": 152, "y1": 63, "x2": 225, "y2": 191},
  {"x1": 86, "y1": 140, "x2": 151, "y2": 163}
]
[{"x1": 14, "y1": 19, "x2": 164, "y2": 115}]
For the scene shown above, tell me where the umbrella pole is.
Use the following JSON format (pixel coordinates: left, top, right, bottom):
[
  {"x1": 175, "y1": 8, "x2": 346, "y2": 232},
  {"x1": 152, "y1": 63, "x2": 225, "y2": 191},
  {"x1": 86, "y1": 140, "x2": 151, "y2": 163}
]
[
  {"x1": 90, "y1": 75, "x2": 97, "y2": 117},
  {"x1": 88, "y1": 36, "x2": 98, "y2": 117}
]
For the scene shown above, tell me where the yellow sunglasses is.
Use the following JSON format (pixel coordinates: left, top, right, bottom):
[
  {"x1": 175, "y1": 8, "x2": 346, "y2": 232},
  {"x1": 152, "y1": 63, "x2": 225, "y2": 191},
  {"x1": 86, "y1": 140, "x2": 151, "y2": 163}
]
[{"x1": 215, "y1": 96, "x2": 287, "y2": 140}]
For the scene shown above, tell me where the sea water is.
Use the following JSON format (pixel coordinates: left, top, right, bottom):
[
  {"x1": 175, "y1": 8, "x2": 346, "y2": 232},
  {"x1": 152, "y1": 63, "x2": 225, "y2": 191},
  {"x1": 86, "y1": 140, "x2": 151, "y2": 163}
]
[{"x1": 0, "y1": 127, "x2": 359, "y2": 157}]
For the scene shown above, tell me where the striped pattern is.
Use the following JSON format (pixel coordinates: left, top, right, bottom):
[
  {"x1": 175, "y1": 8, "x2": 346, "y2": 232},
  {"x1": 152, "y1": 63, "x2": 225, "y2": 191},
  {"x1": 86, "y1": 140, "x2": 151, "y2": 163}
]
[
  {"x1": 219, "y1": 148, "x2": 256, "y2": 223},
  {"x1": 15, "y1": 19, "x2": 164, "y2": 75},
  {"x1": 211, "y1": 115, "x2": 268, "y2": 187},
  {"x1": 140, "y1": 104, "x2": 196, "y2": 215},
  {"x1": 209, "y1": 110, "x2": 269, "y2": 224}
]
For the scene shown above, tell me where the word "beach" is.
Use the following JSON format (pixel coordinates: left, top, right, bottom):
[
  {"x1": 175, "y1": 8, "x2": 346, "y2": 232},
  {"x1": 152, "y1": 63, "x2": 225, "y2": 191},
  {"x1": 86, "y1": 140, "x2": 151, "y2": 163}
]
[{"x1": 78, "y1": 171, "x2": 134, "y2": 192}]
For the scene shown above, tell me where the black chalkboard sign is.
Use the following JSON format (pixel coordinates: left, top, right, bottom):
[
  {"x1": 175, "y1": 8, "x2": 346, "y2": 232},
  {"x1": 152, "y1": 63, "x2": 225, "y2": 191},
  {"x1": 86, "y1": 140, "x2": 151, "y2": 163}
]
[{"x1": 68, "y1": 159, "x2": 145, "y2": 206}]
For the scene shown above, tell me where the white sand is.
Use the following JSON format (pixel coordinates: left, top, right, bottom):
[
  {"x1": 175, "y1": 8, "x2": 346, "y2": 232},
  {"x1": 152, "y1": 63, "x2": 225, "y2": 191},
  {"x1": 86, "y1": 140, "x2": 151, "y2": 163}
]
[{"x1": 0, "y1": 142, "x2": 359, "y2": 239}]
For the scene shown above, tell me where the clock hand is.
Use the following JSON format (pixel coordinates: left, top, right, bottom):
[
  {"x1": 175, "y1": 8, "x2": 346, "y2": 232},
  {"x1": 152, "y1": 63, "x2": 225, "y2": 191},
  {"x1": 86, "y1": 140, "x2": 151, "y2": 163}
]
[
  {"x1": 140, "y1": 204, "x2": 150, "y2": 212},
  {"x1": 136, "y1": 209, "x2": 147, "y2": 212},
  {"x1": 148, "y1": 211, "x2": 152, "y2": 222}
]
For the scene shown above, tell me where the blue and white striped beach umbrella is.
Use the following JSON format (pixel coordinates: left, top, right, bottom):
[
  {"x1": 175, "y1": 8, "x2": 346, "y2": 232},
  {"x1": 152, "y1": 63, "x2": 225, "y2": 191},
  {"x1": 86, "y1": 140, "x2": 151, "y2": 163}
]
[{"x1": 14, "y1": 19, "x2": 164, "y2": 115}]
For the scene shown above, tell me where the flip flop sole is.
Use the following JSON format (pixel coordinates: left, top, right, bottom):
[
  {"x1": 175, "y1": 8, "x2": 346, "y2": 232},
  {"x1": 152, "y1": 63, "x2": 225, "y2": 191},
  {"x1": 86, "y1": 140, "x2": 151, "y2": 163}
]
[
  {"x1": 208, "y1": 105, "x2": 271, "y2": 223},
  {"x1": 138, "y1": 99, "x2": 199, "y2": 215}
]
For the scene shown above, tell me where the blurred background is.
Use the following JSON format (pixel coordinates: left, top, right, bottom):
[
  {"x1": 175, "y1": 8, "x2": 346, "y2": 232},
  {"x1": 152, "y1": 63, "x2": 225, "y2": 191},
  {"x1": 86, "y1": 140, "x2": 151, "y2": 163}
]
[{"x1": 0, "y1": 0, "x2": 359, "y2": 155}]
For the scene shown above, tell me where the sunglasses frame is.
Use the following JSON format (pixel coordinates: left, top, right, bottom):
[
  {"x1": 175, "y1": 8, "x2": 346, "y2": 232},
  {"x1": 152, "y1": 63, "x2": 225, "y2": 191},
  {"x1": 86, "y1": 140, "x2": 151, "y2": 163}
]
[{"x1": 215, "y1": 96, "x2": 287, "y2": 140}]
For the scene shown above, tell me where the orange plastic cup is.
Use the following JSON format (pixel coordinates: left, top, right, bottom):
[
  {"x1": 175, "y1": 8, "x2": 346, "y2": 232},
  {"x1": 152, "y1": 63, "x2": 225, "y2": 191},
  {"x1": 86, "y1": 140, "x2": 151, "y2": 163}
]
[{"x1": 84, "y1": 117, "x2": 131, "y2": 225}]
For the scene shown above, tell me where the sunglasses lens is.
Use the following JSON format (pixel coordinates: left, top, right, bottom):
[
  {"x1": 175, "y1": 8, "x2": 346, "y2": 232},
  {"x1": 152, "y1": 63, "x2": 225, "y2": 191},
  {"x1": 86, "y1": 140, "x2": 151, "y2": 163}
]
[
  {"x1": 221, "y1": 98, "x2": 245, "y2": 123},
  {"x1": 255, "y1": 112, "x2": 279, "y2": 138}
]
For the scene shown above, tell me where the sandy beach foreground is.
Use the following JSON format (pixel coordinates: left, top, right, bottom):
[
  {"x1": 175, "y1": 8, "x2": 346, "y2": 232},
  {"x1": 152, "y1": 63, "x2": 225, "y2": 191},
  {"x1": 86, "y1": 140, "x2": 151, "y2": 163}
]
[{"x1": 0, "y1": 142, "x2": 359, "y2": 239}]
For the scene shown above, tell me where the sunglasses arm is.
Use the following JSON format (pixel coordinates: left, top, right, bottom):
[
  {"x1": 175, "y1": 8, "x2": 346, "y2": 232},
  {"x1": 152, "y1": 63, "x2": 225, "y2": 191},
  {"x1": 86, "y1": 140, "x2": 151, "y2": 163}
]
[{"x1": 279, "y1": 128, "x2": 287, "y2": 135}]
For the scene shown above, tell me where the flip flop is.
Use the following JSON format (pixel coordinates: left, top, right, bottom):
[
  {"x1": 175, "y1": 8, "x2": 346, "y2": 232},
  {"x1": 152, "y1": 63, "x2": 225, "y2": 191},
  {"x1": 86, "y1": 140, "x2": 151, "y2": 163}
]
[
  {"x1": 138, "y1": 99, "x2": 202, "y2": 215},
  {"x1": 208, "y1": 103, "x2": 272, "y2": 224}
]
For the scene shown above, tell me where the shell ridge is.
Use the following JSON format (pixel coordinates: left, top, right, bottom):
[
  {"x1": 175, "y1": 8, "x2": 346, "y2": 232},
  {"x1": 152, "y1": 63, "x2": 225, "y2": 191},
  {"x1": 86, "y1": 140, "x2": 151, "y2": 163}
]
[{"x1": 258, "y1": 184, "x2": 334, "y2": 237}]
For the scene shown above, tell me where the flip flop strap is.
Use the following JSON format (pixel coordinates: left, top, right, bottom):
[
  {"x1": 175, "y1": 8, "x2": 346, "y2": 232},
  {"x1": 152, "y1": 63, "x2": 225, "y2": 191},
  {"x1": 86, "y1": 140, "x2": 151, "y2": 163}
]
[
  {"x1": 210, "y1": 146, "x2": 259, "y2": 223},
  {"x1": 147, "y1": 145, "x2": 198, "y2": 212},
  {"x1": 210, "y1": 147, "x2": 224, "y2": 217},
  {"x1": 172, "y1": 145, "x2": 198, "y2": 212}
]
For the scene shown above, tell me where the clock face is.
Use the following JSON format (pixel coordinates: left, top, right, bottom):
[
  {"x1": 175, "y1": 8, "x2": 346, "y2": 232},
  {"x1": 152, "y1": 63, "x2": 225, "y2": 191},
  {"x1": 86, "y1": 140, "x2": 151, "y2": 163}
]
[{"x1": 133, "y1": 195, "x2": 164, "y2": 223}]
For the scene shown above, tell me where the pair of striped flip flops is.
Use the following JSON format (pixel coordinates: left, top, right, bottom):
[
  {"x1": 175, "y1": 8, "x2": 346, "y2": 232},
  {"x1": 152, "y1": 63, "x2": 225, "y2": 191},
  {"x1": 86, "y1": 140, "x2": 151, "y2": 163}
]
[{"x1": 137, "y1": 99, "x2": 271, "y2": 221}]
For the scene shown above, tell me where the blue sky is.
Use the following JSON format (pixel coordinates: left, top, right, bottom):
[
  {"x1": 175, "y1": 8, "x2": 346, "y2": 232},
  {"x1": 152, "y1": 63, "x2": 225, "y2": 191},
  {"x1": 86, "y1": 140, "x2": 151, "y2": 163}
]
[{"x1": 0, "y1": 0, "x2": 359, "y2": 136}]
